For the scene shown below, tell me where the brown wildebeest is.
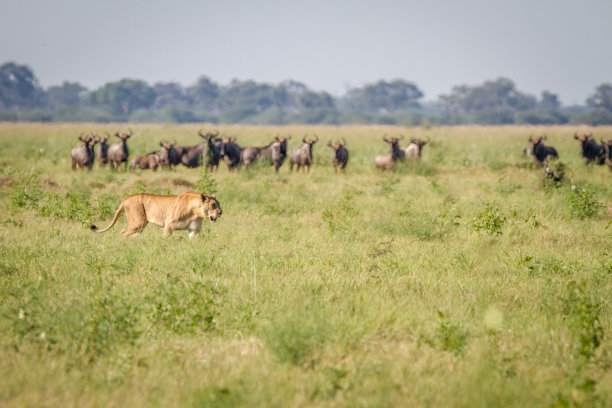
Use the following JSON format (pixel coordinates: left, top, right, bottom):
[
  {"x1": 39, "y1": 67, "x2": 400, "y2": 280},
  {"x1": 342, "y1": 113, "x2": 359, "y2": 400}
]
[
  {"x1": 289, "y1": 135, "x2": 318, "y2": 172},
  {"x1": 375, "y1": 136, "x2": 404, "y2": 170},
  {"x1": 71, "y1": 134, "x2": 98, "y2": 170},
  {"x1": 241, "y1": 135, "x2": 290, "y2": 171},
  {"x1": 157, "y1": 140, "x2": 180, "y2": 169},
  {"x1": 528, "y1": 135, "x2": 558, "y2": 166},
  {"x1": 327, "y1": 138, "x2": 349, "y2": 172},
  {"x1": 574, "y1": 132, "x2": 605, "y2": 165},
  {"x1": 129, "y1": 153, "x2": 160, "y2": 171},
  {"x1": 404, "y1": 137, "x2": 430, "y2": 159},
  {"x1": 108, "y1": 129, "x2": 133, "y2": 171}
]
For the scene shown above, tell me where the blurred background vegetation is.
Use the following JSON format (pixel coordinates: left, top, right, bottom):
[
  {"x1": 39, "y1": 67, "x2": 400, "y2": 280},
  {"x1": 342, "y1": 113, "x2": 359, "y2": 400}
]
[{"x1": 1, "y1": 61, "x2": 611, "y2": 126}]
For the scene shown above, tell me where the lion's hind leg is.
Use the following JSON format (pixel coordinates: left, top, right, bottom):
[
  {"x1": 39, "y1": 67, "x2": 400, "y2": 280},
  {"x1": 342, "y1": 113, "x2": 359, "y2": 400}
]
[{"x1": 121, "y1": 203, "x2": 148, "y2": 236}]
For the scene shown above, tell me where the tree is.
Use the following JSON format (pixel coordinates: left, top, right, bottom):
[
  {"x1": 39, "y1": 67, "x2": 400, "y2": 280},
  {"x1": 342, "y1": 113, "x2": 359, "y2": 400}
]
[
  {"x1": 46, "y1": 81, "x2": 87, "y2": 110},
  {"x1": 343, "y1": 80, "x2": 423, "y2": 113},
  {"x1": 152, "y1": 82, "x2": 190, "y2": 109},
  {"x1": 85, "y1": 79, "x2": 155, "y2": 118},
  {"x1": 187, "y1": 76, "x2": 220, "y2": 111},
  {"x1": 0, "y1": 62, "x2": 44, "y2": 109},
  {"x1": 586, "y1": 83, "x2": 612, "y2": 112},
  {"x1": 539, "y1": 91, "x2": 561, "y2": 110}
]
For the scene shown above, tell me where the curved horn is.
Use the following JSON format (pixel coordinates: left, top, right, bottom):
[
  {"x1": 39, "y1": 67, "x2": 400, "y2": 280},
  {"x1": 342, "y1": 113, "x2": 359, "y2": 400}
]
[
  {"x1": 314, "y1": 135, "x2": 319, "y2": 142},
  {"x1": 341, "y1": 137, "x2": 347, "y2": 146},
  {"x1": 574, "y1": 132, "x2": 579, "y2": 139},
  {"x1": 198, "y1": 129, "x2": 206, "y2": 138},
  {"x1": 383, "y1": 135, "x2": 390, "y2": 143},
  {"x1": 128, "y1": 128, "x2": 133, "y2": 137}
]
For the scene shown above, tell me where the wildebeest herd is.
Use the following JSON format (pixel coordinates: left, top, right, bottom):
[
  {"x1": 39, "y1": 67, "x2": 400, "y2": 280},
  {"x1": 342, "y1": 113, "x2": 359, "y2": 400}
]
[{"x1": 71, "y1": 129, "x2": 612, "y2": 174}]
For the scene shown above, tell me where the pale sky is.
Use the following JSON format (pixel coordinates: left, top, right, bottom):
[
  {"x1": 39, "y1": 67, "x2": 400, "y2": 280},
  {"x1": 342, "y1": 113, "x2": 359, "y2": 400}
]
[{"x1": 1, "y1": 0, "x2": 610, "y2": 105}]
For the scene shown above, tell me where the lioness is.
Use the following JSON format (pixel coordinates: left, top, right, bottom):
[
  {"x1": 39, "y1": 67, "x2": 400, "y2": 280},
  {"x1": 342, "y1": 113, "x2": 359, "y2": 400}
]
[{"x1": 90, "y1": 192, "x2": 222, "y2": 238}]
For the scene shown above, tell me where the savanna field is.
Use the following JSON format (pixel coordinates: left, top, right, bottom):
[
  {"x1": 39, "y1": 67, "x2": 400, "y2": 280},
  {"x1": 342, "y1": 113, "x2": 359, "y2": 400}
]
[{"x1": 1, "y1": 123, "x2": 612, "y2": 407}]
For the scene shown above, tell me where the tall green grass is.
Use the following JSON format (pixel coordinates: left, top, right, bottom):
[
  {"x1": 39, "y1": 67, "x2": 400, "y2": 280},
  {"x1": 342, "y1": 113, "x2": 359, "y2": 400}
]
[{"x1": 1, "y1": 123, "x2": 611, "y2": 407}]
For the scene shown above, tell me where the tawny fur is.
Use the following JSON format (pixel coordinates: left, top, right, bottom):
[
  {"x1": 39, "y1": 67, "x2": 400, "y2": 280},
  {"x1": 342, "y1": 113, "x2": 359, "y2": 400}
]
[{"x1": 90, "y1": 192, "x2": 222, "y2": 238}]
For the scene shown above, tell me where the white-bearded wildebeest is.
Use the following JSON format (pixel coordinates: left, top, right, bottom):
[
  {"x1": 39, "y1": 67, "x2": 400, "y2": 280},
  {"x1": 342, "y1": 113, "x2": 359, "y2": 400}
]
[
  {"x1": 375, "y1": 136, "x2": 405, "y2": 171},
  {"x1": 528, "y1": 135, "x2": 558, "y2": 166},
  {"x1": 241, "y1": 135, "x2": 291, "y2": 171},
  {"x1": 199, "y1": 130, "x2": 224, "y2": 171},
  {"x1": 574, "y1": 132, "x2": 605, "y2": 165},
  {"x1": 220, "y1": 137, "x2": 243, "y2": 171},
  {"x1": 97, "y1": 134, "x2": 109, "y2": 168},
  {"x1": 327, "y1": 138, "x2": 349, "y2": 172},
  {"x1": 71, "y1": 134, "x2": 98, "y2": 170},
  {"x1": 289, "y1": 135, "x2": 318, "y2": 173},
  {"x1": 108, "y1": 129, "x2": 133, "y2": 171},
  {"x1": 404, "y1": 137, "x2": 430, "y2": 159}
]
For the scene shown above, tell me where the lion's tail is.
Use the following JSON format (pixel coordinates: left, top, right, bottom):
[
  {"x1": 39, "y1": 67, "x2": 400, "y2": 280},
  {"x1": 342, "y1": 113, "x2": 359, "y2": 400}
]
[{"x1": 90, "y1": 204, "x2": 124, "y2": 233}]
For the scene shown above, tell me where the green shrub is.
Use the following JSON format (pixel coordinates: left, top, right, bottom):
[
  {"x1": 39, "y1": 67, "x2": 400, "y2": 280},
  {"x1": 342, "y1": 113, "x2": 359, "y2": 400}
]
[
  {"x1": 566, "y1": 185, "x2": 601, "y2": 219},
  {"x1": 422, "y1": 311, "x2": 469, "y2": 356},
  {"x1": 471, "y1": 203, "x2": 506, "y2": 235}
]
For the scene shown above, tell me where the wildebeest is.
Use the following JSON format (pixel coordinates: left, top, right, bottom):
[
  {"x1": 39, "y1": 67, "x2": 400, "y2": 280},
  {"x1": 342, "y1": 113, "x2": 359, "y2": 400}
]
[
  {"x1": 602, "y1": 139, "x2": 612, "y2": 170},
  {"x1": 404, "y1": 137, "x2": 430, "y2": 159},
  {"x1": 108, "y1": 129, "x2": 133, "y2": 171},
  {"x1": 97, "y1": 134, "x2": 109, "y2": 168},
  {"x1": 220, "y1": 136, "x2": 243, "y2": 171},
  {"x1": 71, "y1": 134, "x2": 97, "y2": 170},
  {"x1": 199, "y1": 130, "x2": 224, "y2": 171},
  {"x1": 574, "y1": 132, "x2": 605, "y2": 165},
  {"x1": 375, "y1": 136, "x2": 405, "y2": 170},
  {"x1": 174, "y1": 131, "x2": 218, "y2": 168},
  {"x1": 528, "y1": 135, "x2": 558, "y2": 166},
  {"x1": 327, "y1": 138, "x2": 349, "y2": 171},
  {"x1": 289, "y1": 135, "x2": 319, "y2": 172},
  {"x1": 155, "y1": 140, "x2": 181, "y2": 169},
  {"x1": 241, "y1": 135, "x2": 290, "y2": 171},
  {"x1": 129, "y1": 152, "x2": 160, "y2": 171}
]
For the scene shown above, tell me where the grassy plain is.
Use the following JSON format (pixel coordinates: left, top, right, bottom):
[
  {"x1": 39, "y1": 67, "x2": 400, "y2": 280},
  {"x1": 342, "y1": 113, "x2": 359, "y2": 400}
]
[{"x1": 1, "y1": 123, "x2": 611, "y2": 407}]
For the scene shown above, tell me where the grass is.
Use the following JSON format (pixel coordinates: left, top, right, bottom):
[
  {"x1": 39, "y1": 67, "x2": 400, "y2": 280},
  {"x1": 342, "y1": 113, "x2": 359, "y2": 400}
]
[{"x1": 1, "y1": 123, "x2": 611, "y2": 407}]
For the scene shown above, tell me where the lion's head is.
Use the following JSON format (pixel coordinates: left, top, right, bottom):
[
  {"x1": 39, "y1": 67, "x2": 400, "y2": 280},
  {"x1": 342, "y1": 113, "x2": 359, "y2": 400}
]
[{"x1": 199, "y1": 193, "x2": 222, "y2": 222}]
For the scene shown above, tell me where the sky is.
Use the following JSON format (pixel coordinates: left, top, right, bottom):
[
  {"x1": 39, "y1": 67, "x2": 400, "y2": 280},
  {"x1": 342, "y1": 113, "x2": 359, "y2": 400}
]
[{"x1": 1, "y1": 0, "x2": 610, "y2": 105}]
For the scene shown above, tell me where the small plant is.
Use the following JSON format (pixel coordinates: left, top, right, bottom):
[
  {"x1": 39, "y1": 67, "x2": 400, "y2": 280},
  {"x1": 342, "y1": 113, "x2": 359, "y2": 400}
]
[
  {"x1": 471, "y1": 202, "x2": 506, "y2": 235},
  {"x1": 543, "y1": 160, "x2": 565, "y2": 188},
  {"x1": 196, "y1": 167, "x2": 218, "y2": 195},
  {"x1": 567, "y1": 185, "x2": 601, "y2": 219},
  {"x1": 9, "y1": 169, "x2": 42, "y2": 210},
  {"x1": 422, "y1": 311, "x2": 469, "y2": 356}
]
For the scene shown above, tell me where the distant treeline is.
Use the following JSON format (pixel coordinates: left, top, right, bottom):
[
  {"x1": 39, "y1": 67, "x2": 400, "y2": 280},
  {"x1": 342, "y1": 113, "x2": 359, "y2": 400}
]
[{"x1": 1, "y1": 62, "x2": 611, "y2": 125}]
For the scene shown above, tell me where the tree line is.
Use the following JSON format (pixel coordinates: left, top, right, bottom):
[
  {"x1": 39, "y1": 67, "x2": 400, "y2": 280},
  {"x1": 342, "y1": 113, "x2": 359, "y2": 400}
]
[{"x1": 1, "y1": 62, "x2": 611, "y2": 125}]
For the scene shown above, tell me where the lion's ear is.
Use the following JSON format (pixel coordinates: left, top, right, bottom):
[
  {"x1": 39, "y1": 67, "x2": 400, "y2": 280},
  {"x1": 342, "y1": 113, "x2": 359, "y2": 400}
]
[
  {"x1": 201, "y1": 193, "x2": 209, "y2": 201},
  {"x1": 210, "y1": 194, "x2": 216, "y2": 199}
]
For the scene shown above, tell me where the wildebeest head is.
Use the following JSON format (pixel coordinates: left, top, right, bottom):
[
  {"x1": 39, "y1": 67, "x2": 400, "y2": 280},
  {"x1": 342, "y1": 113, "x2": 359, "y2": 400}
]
[
  {"x1": 327, "y1": 138, "x2": 346, "y2": 151},
  {"x1": 383, "y1": 135, "x2": 405, "y2": 160},
  {"x1": 275, "y1": 135, "x2": 291, "y2": 155},
  {"x1": 114, "y1": 128, "x2": 133, "y2": 142}
]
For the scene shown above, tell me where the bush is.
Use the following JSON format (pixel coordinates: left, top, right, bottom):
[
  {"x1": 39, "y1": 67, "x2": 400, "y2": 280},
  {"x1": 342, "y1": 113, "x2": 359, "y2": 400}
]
[
  {"x1": 471, "y1": 202, "x2": 506, "y2": 235},
  {"x1": 566, "y1": 185, "x2": 601, "y2": 219}
]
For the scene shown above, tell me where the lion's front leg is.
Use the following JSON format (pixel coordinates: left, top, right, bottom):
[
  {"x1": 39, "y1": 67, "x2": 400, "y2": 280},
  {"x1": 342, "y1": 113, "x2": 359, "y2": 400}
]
[
  {"x1": 188, "y1": 219, "x2": 203, "y2": 239},
  {"x1": 163, "y1": 224, "x2": 174, "y2": 237}
]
